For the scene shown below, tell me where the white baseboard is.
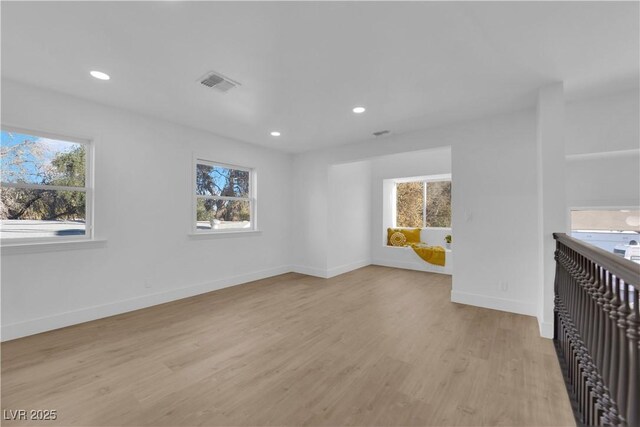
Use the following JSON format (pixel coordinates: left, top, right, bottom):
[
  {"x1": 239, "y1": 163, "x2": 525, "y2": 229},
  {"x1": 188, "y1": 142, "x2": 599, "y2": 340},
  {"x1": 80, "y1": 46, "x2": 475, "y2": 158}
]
[
  {"x1": 325, "y1": 260, "x2": 370, "y2": 278},
  {"x1": 291, "y1": 260, "x2": 371, "y2": 279},
  {"x1": 538, "y1": 319, "x2": 554, "y2": 339},
  {"x1": 450, "y1": 290, "x2": 537, "y2": 317},
  {"x1": 372, "y1": 258, "x2": 452, "y2": 275},
  {"x1": 1, "y1": 265, "x2": 292, "y2": 341},
  {"x1": 290, "y1": 265, "x2": 329, "y2": 278}
]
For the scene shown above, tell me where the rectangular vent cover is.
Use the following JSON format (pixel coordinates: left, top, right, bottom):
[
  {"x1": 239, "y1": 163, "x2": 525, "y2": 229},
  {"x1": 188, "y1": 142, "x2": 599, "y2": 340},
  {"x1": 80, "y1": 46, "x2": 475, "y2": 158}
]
[
  {"x1": 199, "y1": 71, "x2": 240, "y2": 93},
  {"x1": 373, "y1": 130, "x2": 391, "y2": 137}
]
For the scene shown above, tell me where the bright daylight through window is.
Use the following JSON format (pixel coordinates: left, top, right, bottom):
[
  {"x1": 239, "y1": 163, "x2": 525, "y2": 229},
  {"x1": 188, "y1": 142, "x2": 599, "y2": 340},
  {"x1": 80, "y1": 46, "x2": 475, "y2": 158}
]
[
  {"x1": 1, "y1": 129, "x2": 91, "y2": 241},
  {"x1": 571, "y1": 209, "x2": 640, "y2": 263},
  {"x1": 396, "y1": 180, "x2": 451, "y2": 228},
  {"x1": 194, "y1": 160, "x2": 254, "y2": 232}
]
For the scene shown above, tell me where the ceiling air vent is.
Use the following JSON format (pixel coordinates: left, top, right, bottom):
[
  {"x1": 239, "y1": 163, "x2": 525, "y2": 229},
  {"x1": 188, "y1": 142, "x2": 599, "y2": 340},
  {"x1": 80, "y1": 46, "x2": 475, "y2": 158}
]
[
  {"x1": 373, "y1": 130, "x2": 391, "y2": 137},
  {"x1": 198, "y1": 71, "x2": 240, "y2": 93}
]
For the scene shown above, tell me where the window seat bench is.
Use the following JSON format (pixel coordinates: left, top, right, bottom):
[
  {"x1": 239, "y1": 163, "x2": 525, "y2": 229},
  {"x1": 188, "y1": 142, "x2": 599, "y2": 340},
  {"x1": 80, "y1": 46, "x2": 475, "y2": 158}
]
[{"x1": 373, "y1": 245, "x2": 453, "y2": 275}]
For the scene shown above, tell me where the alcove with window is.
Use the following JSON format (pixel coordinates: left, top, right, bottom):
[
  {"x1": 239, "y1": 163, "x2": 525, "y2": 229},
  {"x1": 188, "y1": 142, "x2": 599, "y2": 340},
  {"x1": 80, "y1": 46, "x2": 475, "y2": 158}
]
[
  {"x1": 378, "y1": 173, "x2": 453, "y2": 274},
  {"x1": 368, "y1": 146, "x2": 453, "y2": 275}
]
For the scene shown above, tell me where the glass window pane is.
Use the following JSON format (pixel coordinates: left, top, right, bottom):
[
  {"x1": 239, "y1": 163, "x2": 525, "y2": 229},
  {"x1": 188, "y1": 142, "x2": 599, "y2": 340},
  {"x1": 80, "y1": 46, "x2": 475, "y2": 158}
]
[
  {"x1": 196, "y1": 198, "x2": 251, "y2": 230},
  {"x1": 196, "y1": 164, "x2": 249, "y2": 197},
  {"x1": 570, "y1": 209, "x2": 640, "y2": 259},
  {"x1": 426, "y1": 181, "x2": 451, "y2": 227},
  {"x1": 396, "y1": 182, "x2": 424, "y2": 228},
  {"x1": 1, "y1": 188, "x2": 86, "y2": 239},
  {"x1": 571, "y1": 209, "x2": 640, "y2": 232},
  {"x1": 1, "y1": 130, "x2": 86, "y2": 187}
]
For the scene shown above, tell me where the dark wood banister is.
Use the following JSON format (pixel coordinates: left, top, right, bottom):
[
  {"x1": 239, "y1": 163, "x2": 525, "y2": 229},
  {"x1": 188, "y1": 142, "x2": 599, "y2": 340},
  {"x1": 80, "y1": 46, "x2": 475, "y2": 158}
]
[
  {"x1": 552, "y1": 232, "x2": 640, "y2": 426},
  {"x1": 553, "y1": 232, "x2": 640, "y2": 288}
]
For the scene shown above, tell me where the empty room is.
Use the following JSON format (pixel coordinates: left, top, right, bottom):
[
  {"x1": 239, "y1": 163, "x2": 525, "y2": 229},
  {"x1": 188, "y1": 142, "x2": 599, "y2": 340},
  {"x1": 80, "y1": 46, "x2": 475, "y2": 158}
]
[{"x1": 1, "y1": 1, "x2": 639, "y2": 426}]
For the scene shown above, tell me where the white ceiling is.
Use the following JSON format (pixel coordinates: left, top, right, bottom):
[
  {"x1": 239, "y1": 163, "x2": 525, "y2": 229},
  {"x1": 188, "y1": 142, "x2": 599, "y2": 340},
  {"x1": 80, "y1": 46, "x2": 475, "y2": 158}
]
[{"x1": 1, "y1": 1, "x2": 638, "y2": 153}]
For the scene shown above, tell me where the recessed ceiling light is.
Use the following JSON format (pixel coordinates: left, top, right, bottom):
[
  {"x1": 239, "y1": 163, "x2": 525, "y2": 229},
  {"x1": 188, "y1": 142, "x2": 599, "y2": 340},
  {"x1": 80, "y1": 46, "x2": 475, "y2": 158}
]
[
  {"x1": 270, "y1": 131, "x2": 281, "y2": 137},
  {"x1": 352, "y1": 106, "x2": 366, "y2": 114},
  {"x1": 90, "y1": 70, "x2": 110, "y2": 80}
]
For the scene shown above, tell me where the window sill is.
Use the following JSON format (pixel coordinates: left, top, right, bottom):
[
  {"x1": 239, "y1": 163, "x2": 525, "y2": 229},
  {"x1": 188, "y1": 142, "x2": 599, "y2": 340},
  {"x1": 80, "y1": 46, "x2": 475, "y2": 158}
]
[
  {"x1": 1, "y1": 239, "x2": 108, "y2": 255},
  {"x1": 188, "y1": 230, "x2": 262, "y2": 239}
]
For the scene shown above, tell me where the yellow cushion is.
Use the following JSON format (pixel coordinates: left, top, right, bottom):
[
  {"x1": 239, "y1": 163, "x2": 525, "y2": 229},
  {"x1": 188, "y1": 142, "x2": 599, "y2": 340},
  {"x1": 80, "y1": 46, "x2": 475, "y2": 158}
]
[
  {"x1": 389, "y1": 232, "x2": 407, "y2": 246},
  {"x1": 409, "y1": 243, "x2": 446, "y2": 266},
  {"x1": 387, "y1": 228, "x2": 421, "y2": 246}
]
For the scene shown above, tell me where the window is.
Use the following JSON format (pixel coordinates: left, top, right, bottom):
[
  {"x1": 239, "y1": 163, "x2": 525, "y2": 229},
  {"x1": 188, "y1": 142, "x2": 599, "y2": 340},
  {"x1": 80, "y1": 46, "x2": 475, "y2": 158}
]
[
  {"x1": 570, "y1": 208, "x2": 640, "y2": 262},
  {"x1": 571, "y1": 209, "x2": 640, "y2": 233},
  {"x1": 396, "y1": 178, "x2": 451, "y2": 228},
  {"x1": 1, "y1": 128, "x2": 92, "y2": 242},
  {"x1": 193, "y1": 159, "x2": 255, "y2": 232}
]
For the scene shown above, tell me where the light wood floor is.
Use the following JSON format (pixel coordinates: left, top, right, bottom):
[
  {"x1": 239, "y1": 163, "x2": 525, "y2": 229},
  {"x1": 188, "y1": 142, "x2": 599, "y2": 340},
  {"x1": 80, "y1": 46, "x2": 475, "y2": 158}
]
[{"x1": 2, "y1": 266, "x2": 575, "y2": 426}]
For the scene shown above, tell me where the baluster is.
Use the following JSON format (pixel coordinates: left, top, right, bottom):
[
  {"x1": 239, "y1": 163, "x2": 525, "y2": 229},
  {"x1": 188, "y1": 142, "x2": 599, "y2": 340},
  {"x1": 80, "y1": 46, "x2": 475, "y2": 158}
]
[
  {"x1": 554, "y1": 247, "x2": 560, "y2": 342},
  {"x1": 584, "y1": 259, "x2": 596, "y2": 424},
  {"x1": 602, "y1": 270, "x2": 614, "y2": 385},
  {"x1": 567, "y1": 249, "x2": 575, "y2": 389},
  {"x1": 573, "y1": 249, "x2": 583, "y2": 331},
  {"x1": 601, "y1": 271, "x2": 620, "y2": 426},
  {"x1": 626, "y1": 285, "x2": 639, "y2": 426},
  {"x1": 584, "y1": 258, "x2": 596, "y2": 349},
  {"x1": 596, "y1": 266, "x2": 607, "y2": 372},
  {"x1": 594, "y1": 265, "x2": 612, "y2": 424},
  {"x1": 558, "y1": 247, "x2": 579, "y2": 398},
  {"x1": 609, "y1": 276, "x2": 622, "y2": 408},
  {"x1": 571, "y1": 251, "x2": 581, "y2": 325},
  {"x1": 565, "y1": 249, "x2": 577, "y2": 393},
  {"x1": 552, "y1": 235, "x2": 639, "y2": 427},
  {"x1": 588, "y1": 260, "x2": 599, "y2": 355},
  {"x1": 572, "y1": 249, "x2": 582, "y2": 400},
  {"x1": 584, "y1": 259, "x2": 600, "y2": 424},
  {"x1": 565, "y1": 249, "x2": 580, "y2": 404},
  {"x1": 566, "y1": 250, "x2": 577, "y2": 397},
  {"x1": 578, "y1": 256, "x2": 589, "y2": 339},
  {"x1": 575, "y1": 251, "x2": 590, "y2": 423},
  {"x1": 617, "y1": 281, "x2": 631, "y2": 425}
]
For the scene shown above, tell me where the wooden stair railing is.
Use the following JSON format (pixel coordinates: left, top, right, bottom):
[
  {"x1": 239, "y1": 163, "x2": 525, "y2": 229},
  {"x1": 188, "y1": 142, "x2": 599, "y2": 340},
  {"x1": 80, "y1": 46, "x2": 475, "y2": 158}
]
[{"x1": 553, "y1": 233, "x2": 640, "y2": 426}]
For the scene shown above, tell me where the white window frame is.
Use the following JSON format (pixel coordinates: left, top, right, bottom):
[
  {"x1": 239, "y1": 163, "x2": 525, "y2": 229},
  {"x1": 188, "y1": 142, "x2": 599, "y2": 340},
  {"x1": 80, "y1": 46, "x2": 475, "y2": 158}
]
[
  {"x1": 1, "y1": 125, "x2": 94, "y2": 245},
  {"x1": 393, "y1": 173, "x2": 451, "y2": 229},
  {"x1": 192, "y1": 157, "x2": 257, "y2": 234}
]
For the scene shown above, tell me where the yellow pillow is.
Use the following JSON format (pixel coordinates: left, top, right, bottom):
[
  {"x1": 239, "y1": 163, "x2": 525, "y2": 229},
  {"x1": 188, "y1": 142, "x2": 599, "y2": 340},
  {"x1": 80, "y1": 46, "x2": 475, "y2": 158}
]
[{"x1": 387, "y1": 228, "x2": 421, "y2": 246}]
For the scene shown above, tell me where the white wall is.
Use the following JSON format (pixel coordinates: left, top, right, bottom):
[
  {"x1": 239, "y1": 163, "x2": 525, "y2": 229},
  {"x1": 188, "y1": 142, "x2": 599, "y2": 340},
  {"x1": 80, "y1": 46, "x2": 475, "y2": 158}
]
[
  {"x1": 3, "y1": 79, "x2": 636, "y2": 341},
  {"x1": 290, "y1": 153, "x2": 330, "y2": 277},
  {"x1": 292, "y1": 109, "x2": 541, "y2": 317},
  {"x1": 451, "y1": 112, "x2": 540, "y2": 316},
  {"x1": 1, "y1": 80, "x2": 293, "y2": 340},
  {"x1": 536, "y1": 84, "x2": 567, "y2": 339},
  {"x1": 566, "y1": 91, "x2": 639, "y2": 156},
  {"x1": 326, "y1": 161, "x2": 372, "y2": 277},
  {"x1": 566, "y1": 154, "x2": 639, "y2": 209},
  {"x1": 565, "y1": 91, "x2": 640, "y2": 209}
]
